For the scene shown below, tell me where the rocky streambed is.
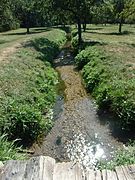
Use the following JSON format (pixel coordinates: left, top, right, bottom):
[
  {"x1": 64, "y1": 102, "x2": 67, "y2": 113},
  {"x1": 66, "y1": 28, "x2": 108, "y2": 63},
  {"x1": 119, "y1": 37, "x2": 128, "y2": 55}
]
[{"x1": 31, "y1": 43, "x2": 132, "y2": 170}]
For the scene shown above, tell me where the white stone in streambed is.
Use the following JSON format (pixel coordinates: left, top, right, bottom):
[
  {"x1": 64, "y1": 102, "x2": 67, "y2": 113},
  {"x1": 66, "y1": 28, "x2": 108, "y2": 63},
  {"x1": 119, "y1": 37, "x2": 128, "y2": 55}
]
[{"x1": 66, "y1": 133, "x2": 106, "y2": 170}]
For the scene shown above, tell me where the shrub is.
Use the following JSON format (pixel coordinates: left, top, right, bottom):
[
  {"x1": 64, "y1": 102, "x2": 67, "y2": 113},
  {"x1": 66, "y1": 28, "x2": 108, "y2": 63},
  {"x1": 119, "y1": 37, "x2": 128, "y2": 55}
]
[
  {"x1": 75, "y1": 46, "x2": 105, "y2": 69},
  {"x1": 1, "y1": 102, "x2": 52, "y2": 144},
  {"x1": 82, "y1": 62, "x2": 105, "y2": 92},
  {"x1": 71, "y1": 29, "x2": 78, "y2": 37},
  {"x1": 71, "y1": 35, "x2": 79, "y2": 52},
  {"x1": 76, "y1": 46, "x2": 135, "y2": 129}
]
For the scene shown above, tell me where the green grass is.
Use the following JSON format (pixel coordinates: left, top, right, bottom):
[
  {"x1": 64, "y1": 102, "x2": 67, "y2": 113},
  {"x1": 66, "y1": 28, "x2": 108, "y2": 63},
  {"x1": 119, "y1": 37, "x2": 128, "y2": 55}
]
[
  {"x1": 74, "y1": 24, "x2": 135, "y2": 168},
  {"x1": 0, "y1": 27, "x2": 59, "y2": 50},
  {"x1": 83, "y1": 24, "x2": 135, "y2": 128},
  {"x1": 0, "y1": 28, "x2": 66, "y2": 146},
  {"x1": 75, "y1": 46, "x2": 135, "y2": 129},
  {"x1": 0, "y1": 134, "x2": 26, "y2": 161},
  {"x1": 99, "y1": 142, "x2": 135, "y2": 170},
  {"x1": 83, "y1": 24, "x2": 135, "y2": 65},
  {"x1": 73, "y1": 24, "x2": 135, "y2": 129}
]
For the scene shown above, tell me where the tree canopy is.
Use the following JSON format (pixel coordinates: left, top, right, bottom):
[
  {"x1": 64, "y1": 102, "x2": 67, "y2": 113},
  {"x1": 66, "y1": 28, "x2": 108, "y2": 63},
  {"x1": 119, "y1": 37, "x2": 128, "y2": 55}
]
[{"x1": 0, "y1": 0, "x2": 135, "y2": 36}]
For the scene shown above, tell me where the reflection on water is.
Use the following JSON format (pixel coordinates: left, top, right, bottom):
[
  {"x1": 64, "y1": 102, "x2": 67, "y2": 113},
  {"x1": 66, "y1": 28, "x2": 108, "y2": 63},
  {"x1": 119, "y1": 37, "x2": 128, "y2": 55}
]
[
  {"x1": 66, "y1": 133, "x2": 108, "y2": 170},
  {"x1": 53, "y1": 95, "x2": 64, "y2": 120}
]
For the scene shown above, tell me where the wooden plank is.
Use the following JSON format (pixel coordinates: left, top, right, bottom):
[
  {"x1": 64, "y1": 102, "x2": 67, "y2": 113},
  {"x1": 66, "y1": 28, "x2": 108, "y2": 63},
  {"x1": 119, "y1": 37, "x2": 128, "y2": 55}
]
[
  {"x1": 0, "y1": 156, "x2": 135, "y2": 180},
  {"x1": 53, "y1": 162, "x2": 84, "y2": 180},
  {"x1": 106, "y1": 170, "x2": 118, "y2": 180},
  {"x1": 115, "y1": 166, "x2": 127, "y2": 180},
  {"x1": 0, "y1": 160, "x2": 26, "y2": 180},
  {"x1": 128, "y1": 165, "x2": 135, "y2": 179},
  {"x1": 0, "y1": 161, "x2": 4, "y2": 175},
  {"x1": 95, "y1": 170, "x2": 102, "y2": 180},
  {"x1": 86, "y1": 169, "x2": 96, "y2": 180},
  {"x1": 42, "y1": 156, "x2": 56, "y2": 180},
  {"x1": 23, "y1": 156, "x2": 55, "y2": 180},
  {"x1": 102, "y1": 169, "x2": 107, "y2": 180},
  {"x1": 122, "y1": 165, "x2": 135, "y2": 180}
]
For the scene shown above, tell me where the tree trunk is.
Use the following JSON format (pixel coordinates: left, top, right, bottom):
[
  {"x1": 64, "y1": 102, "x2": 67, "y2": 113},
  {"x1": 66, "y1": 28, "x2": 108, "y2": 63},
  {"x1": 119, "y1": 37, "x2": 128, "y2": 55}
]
[
  {"x1": 83, "y1": 16, "x2": 87, "y2": 32},
  {"x1": 119, "y1": 22, "x2": 122, "y2": 33},
  {"x1": 77, "y1": 19, "x2": 82, "y2": 45},
  {"x1": 27, "y1": 27, "x2": 30, "y2": 34},
  {"x1": 26, "y1": 14, "x2": 30, "y2": 34},
  {"x1": 83, "y1": 23, "x2": 86, "y2": 32},
  {"x1": 119, "y1": 18, "x2": 123, "y2": 34}
]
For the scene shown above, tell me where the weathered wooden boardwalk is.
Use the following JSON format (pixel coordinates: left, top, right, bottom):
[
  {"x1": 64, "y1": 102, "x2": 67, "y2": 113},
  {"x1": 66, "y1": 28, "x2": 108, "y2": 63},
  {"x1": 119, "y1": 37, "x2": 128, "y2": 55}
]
[{"x1": 0, "y1": 156, "x2": 135, "y2": 180}]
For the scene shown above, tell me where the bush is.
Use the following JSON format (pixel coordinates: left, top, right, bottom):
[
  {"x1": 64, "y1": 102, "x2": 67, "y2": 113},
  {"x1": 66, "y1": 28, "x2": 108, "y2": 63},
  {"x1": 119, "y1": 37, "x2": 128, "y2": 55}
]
[
  {"x1": 71, "y1": 29, "x2": 78, "y2": 37},
  {"x1": 1, "y1": 103, "x2": 52, "y2": 144},
  {"x1": 71, "y1": 35, "x2": 79, "y2": 48},
  {"x1": 0, "y1": 15, "x2": 20, "y2": 32},
  {"x1": 76, "y1": 46, "x2": 135, "y2": 129},
  {"x1": 75, "y1": 46, "x2": 105, "y2": 69}
]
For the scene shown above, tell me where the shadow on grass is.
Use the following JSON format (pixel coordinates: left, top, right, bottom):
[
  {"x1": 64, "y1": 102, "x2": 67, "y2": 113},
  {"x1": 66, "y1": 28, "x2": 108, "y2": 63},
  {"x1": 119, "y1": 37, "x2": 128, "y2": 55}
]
[
  {"x1": 23, "y1": 26, "x2": 71, "y2": 65},
  {"x1": 0, "y1": 40, "x2": 8, "y2": 44},
  {"x1": 32, "y1": 27, "x2": 51, "y2": 32},
  {"x1": 52, "y1": 25, "x2": 71, "y2": 33},
  {"x1": 85, "y1": 30, "x2": 134, "y2": 36},
  {"x1": 86, "y1": 27, "x2": 104, "y2": 31},
  {"x1": 24, "y1": 37, "x2": 60, "y2": 63},
  {"x1": 82, "y1": 40, "x2": 107, "y2": 48},
  {"x1": 4, "y1": 28, "x2": 51, "y2": 36},
  {"x1": 130, "y1": 43, "x2": 135, "y2": 47}
]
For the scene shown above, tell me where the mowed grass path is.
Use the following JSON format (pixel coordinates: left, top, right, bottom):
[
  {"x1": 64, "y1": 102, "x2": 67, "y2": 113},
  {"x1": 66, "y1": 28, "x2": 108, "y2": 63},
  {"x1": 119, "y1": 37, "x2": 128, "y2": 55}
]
[
  {"x1": 83, "y1": 24, "x2": 135, "y2": 65},
  {"x1": 0, "y1": 27, "x2": 52, "y2": 50}
]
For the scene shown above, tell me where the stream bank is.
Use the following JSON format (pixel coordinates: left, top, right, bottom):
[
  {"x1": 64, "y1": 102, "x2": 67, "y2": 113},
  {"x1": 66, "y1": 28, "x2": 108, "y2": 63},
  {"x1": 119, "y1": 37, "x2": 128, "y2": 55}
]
[{"x1": 31, "y1": 42, "x2": 133, "y2": 170}]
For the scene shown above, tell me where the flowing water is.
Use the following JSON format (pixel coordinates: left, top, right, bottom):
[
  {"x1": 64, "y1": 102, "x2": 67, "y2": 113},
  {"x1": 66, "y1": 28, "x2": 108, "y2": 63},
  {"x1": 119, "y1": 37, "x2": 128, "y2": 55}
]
[{"x1": 31, "y1": 43, "x2": 134, "y2": 170}]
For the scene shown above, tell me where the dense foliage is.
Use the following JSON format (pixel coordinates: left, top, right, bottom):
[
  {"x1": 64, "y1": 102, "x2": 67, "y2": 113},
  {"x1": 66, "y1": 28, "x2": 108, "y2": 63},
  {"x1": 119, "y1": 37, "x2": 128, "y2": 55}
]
[
  {"x1": 0, "y1": 29, "x2": 66, "y2": 145},
  {"x1": 1, "y1": 0, "x2": 135, "y2": 38},
  {"x1": 0, "y1": 0, "x2": 19, "y2": 32},
  {"x1": 75, "y1": 46, "x2": 135, "y2": 129}
]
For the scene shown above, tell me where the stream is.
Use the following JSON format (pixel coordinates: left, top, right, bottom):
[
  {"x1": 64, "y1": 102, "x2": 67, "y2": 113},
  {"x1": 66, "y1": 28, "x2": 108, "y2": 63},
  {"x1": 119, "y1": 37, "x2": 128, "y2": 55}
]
[{"x1": 31, "y1": 42, "x2": 134, "y2": 170}]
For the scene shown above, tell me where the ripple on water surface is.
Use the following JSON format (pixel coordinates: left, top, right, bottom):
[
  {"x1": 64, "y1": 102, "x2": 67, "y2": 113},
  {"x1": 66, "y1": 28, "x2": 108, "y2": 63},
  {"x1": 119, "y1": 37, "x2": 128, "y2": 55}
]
[{"x1": 53, "y1": 96, "x2": 125, "y2": 170}]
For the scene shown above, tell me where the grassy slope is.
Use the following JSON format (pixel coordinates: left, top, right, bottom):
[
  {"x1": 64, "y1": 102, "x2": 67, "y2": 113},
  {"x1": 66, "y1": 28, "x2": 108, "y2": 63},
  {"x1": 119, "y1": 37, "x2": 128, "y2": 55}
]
[
  {"x1": 0, "y1": 28, "x2": 66, "y2": 154},
  {"x1": 83, "y1": 24, "x2": 135, "y2": 125},
  {"x1": 74, "y1": 24, "x2": 135, "y2": 128},
  {"x1": 0, "y1": 27, "x2": 55, "y2": 50},
  {"x1": 75, "y1": 24, "x2": 135, "y2": 169}
]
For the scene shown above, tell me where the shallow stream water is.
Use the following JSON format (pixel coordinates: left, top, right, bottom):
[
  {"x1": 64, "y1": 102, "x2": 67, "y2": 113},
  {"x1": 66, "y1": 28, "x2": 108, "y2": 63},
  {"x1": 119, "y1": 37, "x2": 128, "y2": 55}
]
[{"x1": 31, "y1": 43, "x2": 134, "y2": 170}]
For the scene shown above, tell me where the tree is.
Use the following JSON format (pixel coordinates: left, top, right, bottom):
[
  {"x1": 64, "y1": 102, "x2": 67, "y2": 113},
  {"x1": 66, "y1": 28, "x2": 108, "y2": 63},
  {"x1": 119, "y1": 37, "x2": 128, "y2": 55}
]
[
  {"x1": 92, "y1": 0, "x2": 115, "y2": 25},
  {"x1": 123, "y1": 0, "x2": 135, "y2": 24},
  {"x1": 113, "y1": 0, "x2": 126, "y2": 33},
  {"x1": 15, "y1": 0, "x2": 37, "y2": 33},
  {"x1": 52, "y1": 0, "x2": 101, "y2": 45},
  {"x1": 0, "y1": 0, "x2": 19, "y2": 32}
]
